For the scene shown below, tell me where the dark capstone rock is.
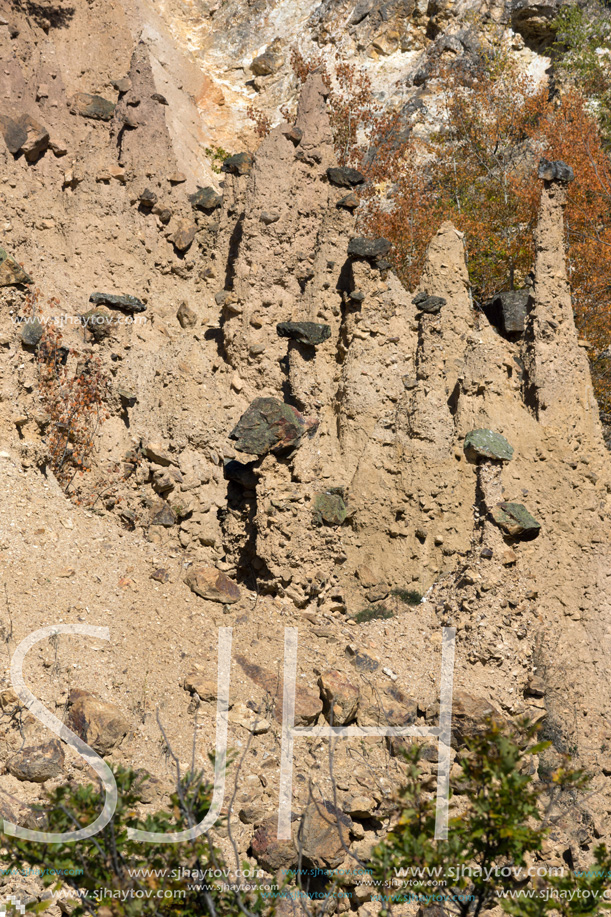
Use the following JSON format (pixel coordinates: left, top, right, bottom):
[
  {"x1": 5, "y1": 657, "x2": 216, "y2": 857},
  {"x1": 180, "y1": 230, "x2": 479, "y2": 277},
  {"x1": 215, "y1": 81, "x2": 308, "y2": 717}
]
[
  {"x1": 111, "y1": 78, "x2": 132, "y2": 94},
  {"x1": 492, "y1": 502, "x2": 541, "y2": 539},
  {"x1": 150, "y1": 502, "x2": 177, "y2": 527},
  {"x1": 538, "y1": 158, "x2": 574, "y2": 183},
  {"x1": 151, "y1": 92, "x2": 168, "y2": 105},
  {"x1": 277, "y1": 321, "x2": 332, "y2": 346},
  {"x1": 348, "y1": 651, "x2": 379, "y2": 674},
  {"x1": 139, "y1": 188, "x2": 157, "y2": 208},
  {"x1": 348, "y1": 237, "x2": 391, "y2": 259},
  {"x1": 464, "y1": 429, "x2": 514, "y2": 463},
  {"x1": 0, "y1": 113, "x2": 27, "y2": 154},
  {"x1": 221, "y1": 152, "x2": 253, "y2": 175},
  {"x1": 8, "y1": 740, "x2": 65, "y2": 783},
  {"x1": 189, "y1": 186, "x2": 222, "y2": 211},
  {"x1": 283, "y1": 126, "x2": 303, "y2": 145},
  {"x1": 81, "y1": 308, "x2": 113, "y2": 342},
  {"x1": 480, "y1": 547, "x2": 494, "y2": 559},
  {"x1": 350, "y1": 290, "x2": 365, "y2": 302},
  {"x1": 327, "y1": 166, "x2": 365, "y2": 187},
  {"x1": 313, "y1": 492, "x2": 347, "y2": 526},
  {"x1": 89, "y1": 292, "x2": 146, "y2": 314},
  {"x1": 230, "y1": 397, "x2": 307, "y2": 456},
  {"x1": 20, "y1": 319, "x2": 43, "y2": 348},
  {"x1": 485, "y1": 290, "x2": 529, "y2": 336},
  {"x1": 337, "y1": 192, "x2": 359, "y2": 210},
  {"x1": 1, "y1": 113, "x2": 49, "y2": 160},
  {"x1": 260, "y1": 210, "x2": 280, "y2": 225},
  {"x1": 70, "y1": 92, "x2": 115, "y2": 121},
  {"x1": 413, "y1": 291, "x2": 447, "y2": 314},
  {"x1": 0, "y1": 247, "x2": 32, "y2": 287},
  {"x1": 151, "y1": 568, "x2": 170, "y2": 583},
  {"x1": 118, "y1": 388, "x2": 137, "y2": 407}
]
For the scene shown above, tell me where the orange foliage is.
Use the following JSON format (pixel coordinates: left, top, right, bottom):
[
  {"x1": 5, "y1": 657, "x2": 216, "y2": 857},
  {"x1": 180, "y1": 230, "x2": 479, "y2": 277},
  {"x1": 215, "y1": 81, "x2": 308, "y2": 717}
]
[{"x1": 29, "y1": 291, "x2": 111, "y2": 490}]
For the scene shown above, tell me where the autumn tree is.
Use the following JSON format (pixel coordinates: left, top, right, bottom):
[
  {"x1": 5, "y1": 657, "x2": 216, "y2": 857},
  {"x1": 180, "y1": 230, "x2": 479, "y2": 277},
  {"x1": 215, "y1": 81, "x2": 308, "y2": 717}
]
[{"x1": 265, "y1": 29, "x2": 611, "y2": 411}]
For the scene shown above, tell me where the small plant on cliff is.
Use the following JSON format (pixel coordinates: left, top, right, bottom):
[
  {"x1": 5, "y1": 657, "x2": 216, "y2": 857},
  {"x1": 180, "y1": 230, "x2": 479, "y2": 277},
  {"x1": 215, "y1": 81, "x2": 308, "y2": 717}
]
[
  {"x1": 29, "y1": 292, "x2": 110, "y2": 491},
  {"x1": 368, "y1": 719, "x2": 611, "y2": 917},
  {"x1": 1, "y1": 766, "x2": 266, "y2": 917},
  {"x1": 354, "y1": 603, "x2": 394, "y2": 623}
]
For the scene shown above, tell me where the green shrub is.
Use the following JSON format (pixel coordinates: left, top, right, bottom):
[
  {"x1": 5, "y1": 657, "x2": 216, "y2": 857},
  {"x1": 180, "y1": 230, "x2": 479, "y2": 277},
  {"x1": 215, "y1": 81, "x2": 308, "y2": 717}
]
[
  {"x1": 353, "y1": 604, "x2": 395, "y2": 623},
  {"x1": 390, "y1": 587, "x2": 422, "y2": 606},
  {"x1": 1, "y1": 767, "x2": 266, "y2": 917}
]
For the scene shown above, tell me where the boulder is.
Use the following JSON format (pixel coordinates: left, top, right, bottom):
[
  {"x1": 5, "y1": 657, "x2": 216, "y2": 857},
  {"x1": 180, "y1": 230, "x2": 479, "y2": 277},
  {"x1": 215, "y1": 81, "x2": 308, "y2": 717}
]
[
  {"x1": 337, "y1": 192, "x2": 359, "y2": 210},
  {"x1": 318, "y1": 670, "x2": 359, "y2": 725},
  {"x1": 348, "y1": 237, "x2": 391, "y2": 259},
  {"x1": 19, "y1": 114, "x2": 49, "y2": 161},
  {"x1": 427, "y1": 690, "x2": 502, "y2": 746},
  {"x1": 343, "y1": 795, "x2": 376, "y2": 819},
  {"x1": 283, "y1": 126, "x2": 303, "y2": 144},
  {"x1": 230, "y1": 397, "x2": 310, "y2": 456},
  {"x1": 67, "y1": 689, "x2": 130, "y2": 755},
  {"x1": 299, "y1": 799, "x2": 352, "y2": 869},
  {"x1": 358, "y1": 684, "x2": 417, "y2": 728},
  {"x1": 171, "y1": 218, "x2": 197, "y2": 252},
  {"x1": 251, "y1": 40, "x2": 284, "y2": 76},
  {"x1": 485, "y1": 290, "x2": 529, "y2": 336},
  {"x1": 177, "y1": 302, "x2": 198, "y2": 328},
  {"x1": 70, "y1": 92, "x2": 115, "y2": 121},
  {"x1": 230, "y1": 703, "x2": 270, "y2": 734},
  {"x1": 89, "y1": 292, "x2": 146, "y2": 314},
  {"x1": 538, "y1": 158, "x2": 574, "y2": 183},
  {"x1": 0, "y1": 112, "x2": 49, "y2": 160},
  {"x1": 492, "y1": 502, "x2": 541, "y2": 539},
  {"x1": 81, "y1": 308, "x2": 113, "y2": 342},
  {"x1": 183, "y1": 673, "x2": 218, "y2": 702},
  {"x1": 327, "y1": 166, "x2": 365, "y2": 187},
  {"x1": 184, "y1": 565, "x2": 241, "y2": 604},
  {"x1": 251, "y1": 820, "x2": 297, "y2": 871},
  {"x1": 20, "y1": 319, "x2": 43, "y2": 348},
  {"x1": 149, "y1": 502, "x2": 177, "y2": 527},
  {"x1": 413, "y1": 292, "x2": 447, "y2": 314},
  {"x1": 139, "y1": 188, "x2": 158, "y2": 208},
  {"x1": 221, "y1": 152, "x2": 253, "y2": 175},
  {"x1": 312, "y1": 492, "x2": 347, "y2": 526},
  {"x1": 189, "y1": 187, "x2": 222, "y2": 211},
  {"x1": 464, "y1": 429, "x2": 514, "y2": 463},
  {"x1": 7, "y1": 740, "x2": 65, "y2": 783},
  {"x1": 277, "y1": 321, "x2": 331, "y2": 346},
  {"x1": 0, "y1": 113, "x2": 27, "y2": 153},
  {"x1": 0, "y1": 247, "x2": 32, "y2": 287},
  {"x1": 234, "y1": 654, "x2": 322, "y2": 726},
  {"x1": 142, "y1": 442, "x2": 175, "y2": 466}
]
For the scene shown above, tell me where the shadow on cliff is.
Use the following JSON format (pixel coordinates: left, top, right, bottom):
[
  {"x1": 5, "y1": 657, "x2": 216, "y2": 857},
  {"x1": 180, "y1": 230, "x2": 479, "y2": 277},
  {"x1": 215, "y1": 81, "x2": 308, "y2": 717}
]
[{"x1": 10, "y1": 0, "x2": 75, "y2": 28}]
